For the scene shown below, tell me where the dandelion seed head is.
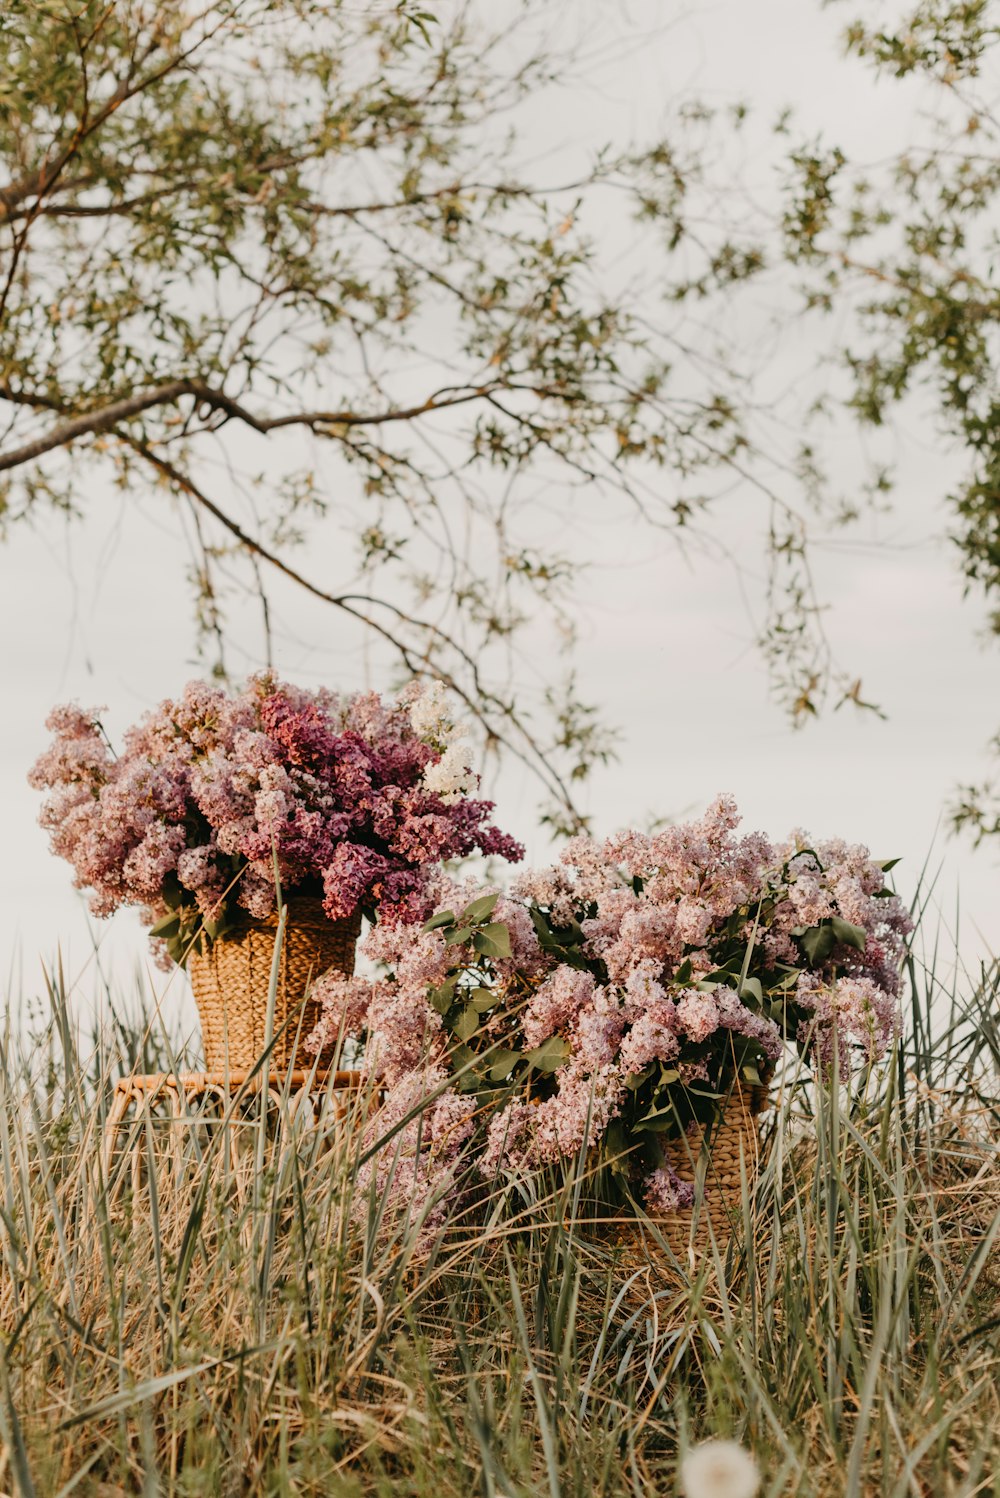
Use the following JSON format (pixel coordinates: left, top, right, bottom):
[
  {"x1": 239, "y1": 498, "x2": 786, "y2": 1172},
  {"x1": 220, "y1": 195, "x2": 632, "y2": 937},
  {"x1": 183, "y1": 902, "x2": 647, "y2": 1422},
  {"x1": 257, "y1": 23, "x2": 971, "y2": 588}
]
[{"x1": 679, "y1": 1439, "x2": 760, "y2": 1498}]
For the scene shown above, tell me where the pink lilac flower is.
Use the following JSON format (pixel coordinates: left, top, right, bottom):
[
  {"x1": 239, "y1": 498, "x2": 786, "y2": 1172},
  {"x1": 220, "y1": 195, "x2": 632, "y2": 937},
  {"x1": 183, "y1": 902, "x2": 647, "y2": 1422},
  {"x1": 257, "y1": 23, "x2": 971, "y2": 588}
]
[
  {"x1": 352, "y1": 1067, "x2": 476, "y2": 1247},
  {"x1": 598, "y1": 902, "x2": 684, "y2": 985},
  {"x1": 430, "y1": 1090, "x2": 479, "y2": 1153},
  {"x1": 573, "y1": 989, "x2": 625, "y2": 1070},
  {"x1": 509, "y1": 864, "x2": 579, "y2": 926},
  {"x1": 362, "y1": 983, "x2": 442, "y2": 1089},
  {"x1": 306, "y1": 972, "x2": 379, "y2": 1046},
  {"x1": 487, "y1": 1064, "x2": 625, "y2": 1173},
  {"x1": 522, "y1": 967, "x2": 596, "y2": 1049},
  {"x1": 712, "y1": 986, "x2": 783, "y2": 1063},
  {"x1": 310, "y1": 796, "x2": 908, "y2": 1230},
  {"x1": 795, "y1": 972, "x2": 900, "y2": 1073},
  {"x1": 772, "y1": 834, "x2": 912, "y2": 998},
  {"x1": 677, "y1": 1060, "x2": 711, "y2": 1085},
  {"x1": 481, "y1": 1100, "x2": 536, "y2": 1178},
  {"x1": 675, "y1": 989, "x2": 721, "y2": 1044},
  {"x1": 529, "y1": 1064, "x2": 625, "y2": 1162},
  {"x1": 622, "y1": 958, "x2": 667, "y2": 1016},
  {"x1": 618, "y1": 1000, "x2": 682, "y2": 1074}
]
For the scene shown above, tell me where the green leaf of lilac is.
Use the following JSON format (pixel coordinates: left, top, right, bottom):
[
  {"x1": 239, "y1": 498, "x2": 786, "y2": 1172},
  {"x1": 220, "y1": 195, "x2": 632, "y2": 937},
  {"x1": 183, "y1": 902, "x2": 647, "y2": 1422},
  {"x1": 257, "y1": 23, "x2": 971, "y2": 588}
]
[
  {"x1": 450, "y1": 1043, "x2": 480, "y2": 1091},
  {"x1": 830, "y1": 914, "x2": 867, "y2": 952},
  {"x1": 472, "y1": 922, "x2": 511, "y2": 959},
  {"x1": 529, "y1": 907, "x2": 566, "y2": 950},
  {"x1": 453, "y1": 1005, "x2": 479, "y2": 1041},
  {"x1": 529, "y1": 905, "x2": 552, "y2": 938},
  {"x1": 739, "y1": 975, "x2": 764, "y2": 1004},
  {"x1": 800, "y1": 923, "x2": 836, "y2": 966},
  {"x1": 428, "y1": 976, "x2": 458, "y2": 1014},
  {"x1": 460, "y1": 892, "x2": 499, "y2": 925},
  {"x1": 149, "y1": 912, "x2": 181, "y2": 939},
  {"x1": 160, "y1": 873, "x2": 186, "y2": 911},
  {"x1": 444, "y1": 925, "x2": 474, "y2": 946},
  {"x1": 487, "y1": 1047, "x2": 520, "y2": 1081},
  {"x1": 632, "y1": 1104, "x2": 678, "y2": 1134},
  {"x1": 422, "y1": 908, "x2": 456, "y2": 933},
  {"x1": 525, "y1": 1035, "x2": 571, "y2": 1073},
  {"x1": 603, "y1": 1119, "x2": 630, "y2": 1172},
  {"x1": 703, "y1": 965, "x2": 740, "y2": 985}
]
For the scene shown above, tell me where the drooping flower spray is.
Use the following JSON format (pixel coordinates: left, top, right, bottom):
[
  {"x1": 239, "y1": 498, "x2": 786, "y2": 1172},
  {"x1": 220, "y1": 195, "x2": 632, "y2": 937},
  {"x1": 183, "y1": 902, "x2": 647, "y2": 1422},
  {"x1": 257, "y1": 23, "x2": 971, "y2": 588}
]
[{"x1": 30, "y1": 675, "x2": 523, "y2": 966}]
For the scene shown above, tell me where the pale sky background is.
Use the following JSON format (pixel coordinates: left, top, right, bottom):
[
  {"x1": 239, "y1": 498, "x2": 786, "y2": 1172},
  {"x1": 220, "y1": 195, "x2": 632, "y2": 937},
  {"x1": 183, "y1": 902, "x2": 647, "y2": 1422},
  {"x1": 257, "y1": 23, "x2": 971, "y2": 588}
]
[{"x1": 3, "y1": 0, "x2": 997, "y2": 1041}]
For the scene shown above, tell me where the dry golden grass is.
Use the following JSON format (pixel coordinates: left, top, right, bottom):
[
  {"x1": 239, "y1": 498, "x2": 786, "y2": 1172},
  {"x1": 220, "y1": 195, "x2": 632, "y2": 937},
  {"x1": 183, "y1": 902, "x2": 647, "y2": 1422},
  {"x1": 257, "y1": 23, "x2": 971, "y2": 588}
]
[{"x1": 0, "y1": 947, "x2": 998, "y2": 1496}]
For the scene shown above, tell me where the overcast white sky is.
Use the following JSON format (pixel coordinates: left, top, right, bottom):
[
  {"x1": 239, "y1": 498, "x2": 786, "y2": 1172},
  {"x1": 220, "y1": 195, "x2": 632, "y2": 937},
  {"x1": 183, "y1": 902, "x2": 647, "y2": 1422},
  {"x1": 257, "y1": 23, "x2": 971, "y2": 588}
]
[{"x1": 3, "y1": 0, "x2": 997, "y2": 1037}]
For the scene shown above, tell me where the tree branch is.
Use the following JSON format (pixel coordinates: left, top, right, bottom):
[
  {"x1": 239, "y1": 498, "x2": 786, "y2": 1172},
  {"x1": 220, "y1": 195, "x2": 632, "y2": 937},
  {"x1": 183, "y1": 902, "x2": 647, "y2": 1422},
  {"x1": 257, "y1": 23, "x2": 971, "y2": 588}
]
[
  {"x1": 0, "y1": 379, "x2": 544, "y2": 474},
  {"x1": 122, "y1": 437, "x2": 585, "y2": 827}
]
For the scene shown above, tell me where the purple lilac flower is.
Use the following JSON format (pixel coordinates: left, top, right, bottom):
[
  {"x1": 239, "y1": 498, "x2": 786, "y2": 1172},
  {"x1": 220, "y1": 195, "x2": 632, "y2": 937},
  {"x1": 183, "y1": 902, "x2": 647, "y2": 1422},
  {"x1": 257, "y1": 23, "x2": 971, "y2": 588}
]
[
  {"x1": 644, "y1": 1163, "x2": 695, "y2": 1214},
  {"x1": 310, "y1": 797, "x2": 908, "y2": 1228},
  {"x1": 351, "y1": 1067, "x2": 477, "y2": 1248},
  {"x1": 795, "y1": 972, "x2": 900, "y2": 1073}
]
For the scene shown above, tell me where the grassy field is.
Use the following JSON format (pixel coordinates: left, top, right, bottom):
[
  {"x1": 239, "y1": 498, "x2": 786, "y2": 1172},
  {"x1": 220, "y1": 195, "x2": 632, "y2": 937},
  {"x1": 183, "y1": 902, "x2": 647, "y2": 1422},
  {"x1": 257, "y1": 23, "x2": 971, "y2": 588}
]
[{"x1": 0, "y1": 932, "x2": 998, "y2": 1497}]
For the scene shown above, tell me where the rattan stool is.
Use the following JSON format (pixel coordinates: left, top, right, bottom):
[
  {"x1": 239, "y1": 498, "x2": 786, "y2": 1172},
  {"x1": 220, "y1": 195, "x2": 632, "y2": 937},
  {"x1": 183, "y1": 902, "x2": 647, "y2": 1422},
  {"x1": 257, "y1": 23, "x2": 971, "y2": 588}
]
[{"x1": 101, "y1": 1068, "x2": 364, "y2": 1182}]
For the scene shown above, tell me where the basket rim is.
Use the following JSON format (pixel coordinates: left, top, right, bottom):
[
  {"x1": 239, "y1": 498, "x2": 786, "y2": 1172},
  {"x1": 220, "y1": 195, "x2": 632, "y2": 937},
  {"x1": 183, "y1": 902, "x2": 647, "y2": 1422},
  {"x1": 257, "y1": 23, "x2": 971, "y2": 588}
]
[{"x1": 199, "y1": 895, "x2": 362, "y2": 942}]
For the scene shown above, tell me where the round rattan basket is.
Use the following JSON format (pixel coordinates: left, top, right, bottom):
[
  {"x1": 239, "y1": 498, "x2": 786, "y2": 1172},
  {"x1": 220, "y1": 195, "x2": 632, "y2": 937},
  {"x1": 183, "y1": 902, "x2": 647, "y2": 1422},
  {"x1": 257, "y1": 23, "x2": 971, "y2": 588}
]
[
  {"x1": 187, "y1": 897, "x2": 361, "y2": 1072},
  {"x1": 612, "y1": 1082, "x2": 770, "y2": 1271}
]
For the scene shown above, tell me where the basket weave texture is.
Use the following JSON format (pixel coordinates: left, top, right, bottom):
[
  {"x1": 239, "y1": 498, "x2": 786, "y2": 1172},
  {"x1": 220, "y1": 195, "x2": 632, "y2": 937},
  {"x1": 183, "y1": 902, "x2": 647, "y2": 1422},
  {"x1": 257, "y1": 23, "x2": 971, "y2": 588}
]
[
  {"x1": 616, "y1": 1082, "x2": 770, "y2": 1267},
  {"x1": 188, "y1": 897, "x2": 360, "y2": 1072}
]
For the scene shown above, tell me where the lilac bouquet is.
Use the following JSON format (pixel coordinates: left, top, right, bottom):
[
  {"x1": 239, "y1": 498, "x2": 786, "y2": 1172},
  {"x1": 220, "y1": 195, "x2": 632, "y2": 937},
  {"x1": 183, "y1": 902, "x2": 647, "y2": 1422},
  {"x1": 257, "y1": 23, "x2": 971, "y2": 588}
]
[
  {"x1": 29, "y1": 675, "x2": 523, "y2": 965},
  {"x1": 308, "y1": 796, "x2": 911, "y2": 1234}
]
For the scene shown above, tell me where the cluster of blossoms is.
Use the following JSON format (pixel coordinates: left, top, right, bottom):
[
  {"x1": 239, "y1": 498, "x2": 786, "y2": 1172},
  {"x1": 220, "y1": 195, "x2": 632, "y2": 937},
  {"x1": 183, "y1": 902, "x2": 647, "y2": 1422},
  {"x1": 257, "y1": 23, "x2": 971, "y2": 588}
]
[
  {"x1": 29, "y1": 676, "x2": 522, "y2": 963},
  {"x1": 310, "y1": 875, "x2": 546, "y2": 1235},
  {"x1": 309, "y1": 795, "x2": 911, "y2": 1231}
]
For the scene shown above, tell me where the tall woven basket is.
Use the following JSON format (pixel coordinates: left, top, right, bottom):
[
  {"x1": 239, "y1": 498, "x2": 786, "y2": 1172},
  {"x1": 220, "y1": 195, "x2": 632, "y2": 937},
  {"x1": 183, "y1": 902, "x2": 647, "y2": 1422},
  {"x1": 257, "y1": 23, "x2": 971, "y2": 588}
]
[
  {"x1": 614, "y1": 1082, "x2": 770, "y2": 1269},
  {"x1": 187, "y1": 897, "x2": 361, "y2": 1072}
]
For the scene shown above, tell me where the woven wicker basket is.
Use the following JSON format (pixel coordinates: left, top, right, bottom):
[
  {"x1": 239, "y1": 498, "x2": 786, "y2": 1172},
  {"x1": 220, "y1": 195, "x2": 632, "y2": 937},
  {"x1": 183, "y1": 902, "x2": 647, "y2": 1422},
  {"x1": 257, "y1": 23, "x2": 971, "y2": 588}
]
[
  {"x1": 187, "y1": 897, "x2": 361, "y2": 1072},
  {"x1": 613, "y1": 1082, "x2": 770, "y2": 1268}
]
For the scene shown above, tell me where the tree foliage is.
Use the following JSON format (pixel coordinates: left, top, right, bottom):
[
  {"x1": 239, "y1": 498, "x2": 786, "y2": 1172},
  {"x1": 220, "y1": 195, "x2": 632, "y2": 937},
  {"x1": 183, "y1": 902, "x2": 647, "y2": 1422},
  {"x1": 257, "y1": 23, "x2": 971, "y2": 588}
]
[
  {"x1": 9, "y1": 0, "x2": 998, "y2": 835},
  {"x1": 780, "y1": 0, "x2": 1000, "y2": 836},
  {"x1": 0, "y1": 0, "x2": 844, "y2": 831}
]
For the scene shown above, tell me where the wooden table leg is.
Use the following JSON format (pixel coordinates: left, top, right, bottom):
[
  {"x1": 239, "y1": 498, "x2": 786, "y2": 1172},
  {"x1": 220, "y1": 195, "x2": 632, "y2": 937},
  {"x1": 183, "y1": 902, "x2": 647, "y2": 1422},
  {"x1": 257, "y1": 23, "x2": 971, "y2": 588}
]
[{"x1": 102, "y1": 1083, "x2": 132, "y2": 1180}]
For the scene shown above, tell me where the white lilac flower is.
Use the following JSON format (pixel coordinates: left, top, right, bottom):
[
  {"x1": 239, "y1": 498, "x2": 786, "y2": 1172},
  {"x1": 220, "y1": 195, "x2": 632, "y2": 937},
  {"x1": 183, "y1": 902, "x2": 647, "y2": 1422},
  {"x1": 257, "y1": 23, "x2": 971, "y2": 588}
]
[
  {"x1": 407, "y1": 678, "x2": 455, "y2": 743},
  {"x1": 421, "y1": 737, "x2": 477, "y2": 802},
  {"x1": 408, "y1": 679, "x2": 478, "y2": 801}
]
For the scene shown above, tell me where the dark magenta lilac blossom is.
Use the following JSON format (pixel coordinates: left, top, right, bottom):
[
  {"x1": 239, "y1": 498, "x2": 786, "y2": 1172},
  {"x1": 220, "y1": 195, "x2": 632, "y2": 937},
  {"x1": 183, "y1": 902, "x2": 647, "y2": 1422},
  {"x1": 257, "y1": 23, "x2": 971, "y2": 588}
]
[{"x1": 30, "y1": 676, "x2": 523, "y2": 960}]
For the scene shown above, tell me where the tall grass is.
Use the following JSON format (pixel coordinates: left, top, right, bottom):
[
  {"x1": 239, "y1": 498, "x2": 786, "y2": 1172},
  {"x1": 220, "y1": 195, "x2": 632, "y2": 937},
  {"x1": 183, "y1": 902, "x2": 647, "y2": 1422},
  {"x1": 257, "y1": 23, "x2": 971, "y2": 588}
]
[{"x1": 0, "y1": 933, "x2": 997, "y2": 1497}]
